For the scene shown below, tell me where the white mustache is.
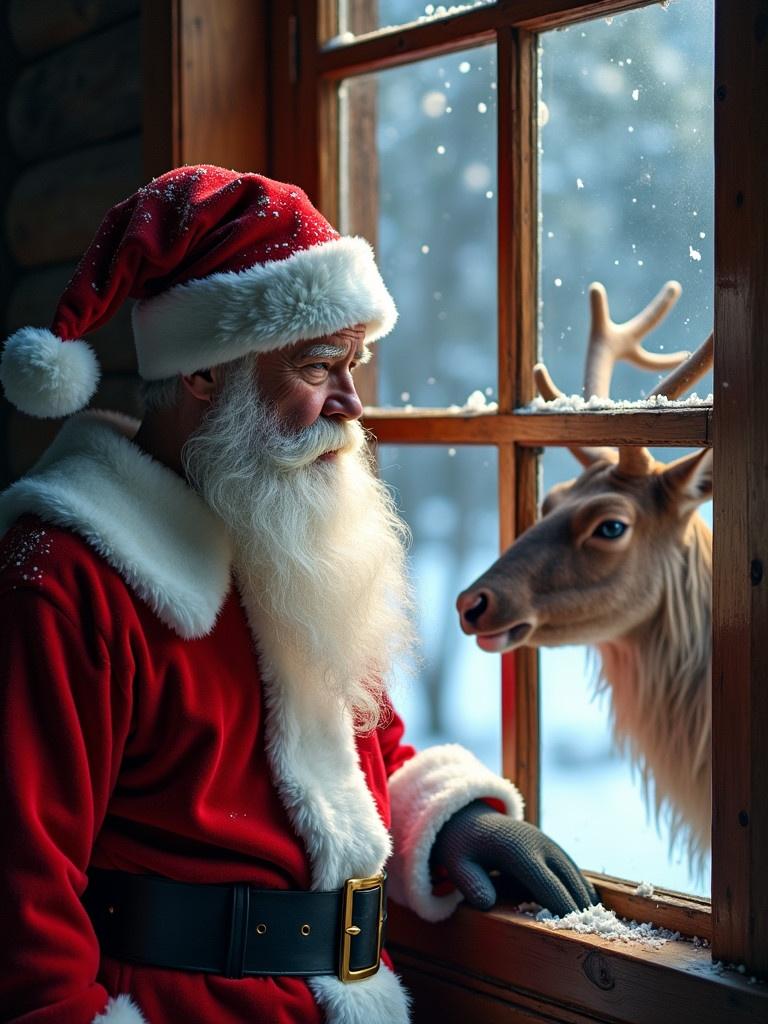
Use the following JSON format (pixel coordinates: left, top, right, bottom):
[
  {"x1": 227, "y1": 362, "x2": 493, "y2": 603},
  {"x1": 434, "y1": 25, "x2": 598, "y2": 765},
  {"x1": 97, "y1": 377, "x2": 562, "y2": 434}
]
[{"x1": 265, "y1": 416, "x2": 361, "y2": 471}]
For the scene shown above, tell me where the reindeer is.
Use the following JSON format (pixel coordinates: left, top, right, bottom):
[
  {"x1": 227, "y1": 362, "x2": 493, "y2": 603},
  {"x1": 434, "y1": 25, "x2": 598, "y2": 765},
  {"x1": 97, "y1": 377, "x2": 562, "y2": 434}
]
[{"x1": 456, "y1": 282, "x2": 714, "y2": 867}]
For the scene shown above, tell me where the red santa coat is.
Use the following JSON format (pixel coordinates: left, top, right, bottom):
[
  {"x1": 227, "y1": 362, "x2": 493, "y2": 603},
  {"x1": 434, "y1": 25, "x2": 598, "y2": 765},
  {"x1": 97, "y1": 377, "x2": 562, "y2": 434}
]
[{"x1": 0, "y1": 412, "x2": 524, "y2": 1024}]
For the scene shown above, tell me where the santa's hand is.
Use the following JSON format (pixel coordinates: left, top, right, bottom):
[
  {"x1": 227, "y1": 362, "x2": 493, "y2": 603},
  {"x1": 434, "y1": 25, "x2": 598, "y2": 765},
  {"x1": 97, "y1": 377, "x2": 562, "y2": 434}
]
[{"x1": 430, "y1": 800, "x2": 598, "y2": 917}]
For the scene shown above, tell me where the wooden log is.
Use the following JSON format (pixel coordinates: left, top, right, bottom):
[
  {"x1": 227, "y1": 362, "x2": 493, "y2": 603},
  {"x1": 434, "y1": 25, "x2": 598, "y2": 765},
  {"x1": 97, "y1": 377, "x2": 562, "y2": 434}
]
[
  {"x1": 8, "y1": 0, "x2": 138, "y2": 58},
  {"x1": 6, "y1": 265, "x2": 137, "y2": 375},
  {"x1": 6, "y1": 137, "x2": 142, "y2": 267},
  {"x1": 8, "y1": 20, "x2": 140, "y2": 162}
]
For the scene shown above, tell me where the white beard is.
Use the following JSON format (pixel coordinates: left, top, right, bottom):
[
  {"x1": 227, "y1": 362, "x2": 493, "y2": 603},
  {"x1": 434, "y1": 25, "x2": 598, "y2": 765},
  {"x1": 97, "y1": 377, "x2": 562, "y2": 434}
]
[{"x1": 182, "y1": 356, "x2": 416, "y2": 731}]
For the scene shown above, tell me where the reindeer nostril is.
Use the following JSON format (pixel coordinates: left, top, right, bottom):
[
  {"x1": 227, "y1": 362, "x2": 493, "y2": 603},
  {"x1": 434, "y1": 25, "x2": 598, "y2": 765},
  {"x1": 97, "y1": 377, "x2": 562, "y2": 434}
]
[{"x1": 463, "y1": 592, "x2": 488, "y2": 625}]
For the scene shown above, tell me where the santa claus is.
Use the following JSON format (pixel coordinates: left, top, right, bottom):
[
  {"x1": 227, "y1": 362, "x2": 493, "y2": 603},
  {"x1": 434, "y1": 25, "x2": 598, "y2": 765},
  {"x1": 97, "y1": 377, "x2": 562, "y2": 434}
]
[{"x1": 0, "y1": 166, "x2": 595, "y2": 1024}]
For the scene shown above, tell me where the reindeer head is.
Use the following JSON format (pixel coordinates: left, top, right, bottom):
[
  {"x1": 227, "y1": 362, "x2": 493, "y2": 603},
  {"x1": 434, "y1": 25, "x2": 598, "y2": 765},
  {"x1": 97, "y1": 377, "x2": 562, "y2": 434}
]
[{"x1": 457, "y1": 282, "x2": 713, "y2": 654}]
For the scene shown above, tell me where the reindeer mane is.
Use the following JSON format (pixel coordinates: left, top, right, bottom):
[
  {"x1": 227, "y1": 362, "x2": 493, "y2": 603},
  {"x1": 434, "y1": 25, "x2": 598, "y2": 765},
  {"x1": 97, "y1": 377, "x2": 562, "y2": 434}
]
[{"x1": 595, "y1": 513, "x2": 712, "y2": 873}]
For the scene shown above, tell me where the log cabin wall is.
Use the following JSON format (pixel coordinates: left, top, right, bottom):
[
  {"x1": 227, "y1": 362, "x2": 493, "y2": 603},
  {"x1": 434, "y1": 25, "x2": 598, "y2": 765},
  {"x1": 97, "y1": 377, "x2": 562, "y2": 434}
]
[
  {"x1": 1, "y1": 0, "x2": 271, "y2": 486},
  {"x1": 1, "y1": 0, "x2": 143, "y2": 485}
]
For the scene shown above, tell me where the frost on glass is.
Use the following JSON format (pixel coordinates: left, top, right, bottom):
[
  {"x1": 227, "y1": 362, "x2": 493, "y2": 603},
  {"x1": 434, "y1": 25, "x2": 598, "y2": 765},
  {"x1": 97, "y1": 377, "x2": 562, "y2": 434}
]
[
  {"x1": 538, "y1": 0, "x2": 714, "y2": 402},
  {"x1": 333, "y1": 1, "x2": 495, "y2": 41},
  {"x1": 379, "y1": 445, "x2": 500, "y2": 767},
  {"x1": 539, "y1": 446, "x2": 712, "y2": 896},
  {"x1": 340, "y1": 46, "x2": 497, "y2": 407}
]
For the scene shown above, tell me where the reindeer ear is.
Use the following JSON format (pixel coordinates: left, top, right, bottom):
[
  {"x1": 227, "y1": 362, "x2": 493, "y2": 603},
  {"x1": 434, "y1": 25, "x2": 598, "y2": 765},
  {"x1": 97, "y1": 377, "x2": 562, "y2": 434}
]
[{"x1": 660, "y1": 448, "x2": 713, "y2": 515}]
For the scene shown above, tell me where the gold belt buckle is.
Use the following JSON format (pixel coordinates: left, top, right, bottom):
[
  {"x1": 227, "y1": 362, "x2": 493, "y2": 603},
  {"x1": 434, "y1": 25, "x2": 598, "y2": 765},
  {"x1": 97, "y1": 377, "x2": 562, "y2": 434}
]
[{"x1": 338, "y1": 872, "x2": 385, "y2": 983}]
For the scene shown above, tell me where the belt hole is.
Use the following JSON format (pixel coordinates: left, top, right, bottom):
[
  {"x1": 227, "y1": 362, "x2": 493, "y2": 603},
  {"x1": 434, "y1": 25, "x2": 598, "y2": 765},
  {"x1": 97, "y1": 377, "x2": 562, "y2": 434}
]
[
  {"x1": 256, "y1": 923, "x2": 267, "y2": 936},
  {"x1": 300, "y1": 923, "x2": 311, "y2": 937}
]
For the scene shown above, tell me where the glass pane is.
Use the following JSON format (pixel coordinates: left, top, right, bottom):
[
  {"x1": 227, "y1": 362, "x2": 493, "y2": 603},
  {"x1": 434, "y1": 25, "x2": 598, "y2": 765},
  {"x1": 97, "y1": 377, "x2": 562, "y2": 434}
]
[
  {"x1": 340, "y1": 46, "x2": 498, "y2": 407},
  {"x1": 380, "y1": 445, "x2": 500, "y2": 768},
  {"x1": 333, "y1": 1, "x2": 496, "y2": 41},
  {"x1": 539, "y1": 446, "x2": 711, "y2": 896},
  {"x1": 538, "y1": 0, "x2": 714, "y2": 402}
]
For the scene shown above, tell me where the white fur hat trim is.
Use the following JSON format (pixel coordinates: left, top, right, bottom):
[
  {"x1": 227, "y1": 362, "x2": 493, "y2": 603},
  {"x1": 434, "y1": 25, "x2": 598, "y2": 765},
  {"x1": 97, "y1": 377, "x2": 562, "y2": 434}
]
[{"x1": 132, "y1": 236, "x2": 398, "y2": 379}]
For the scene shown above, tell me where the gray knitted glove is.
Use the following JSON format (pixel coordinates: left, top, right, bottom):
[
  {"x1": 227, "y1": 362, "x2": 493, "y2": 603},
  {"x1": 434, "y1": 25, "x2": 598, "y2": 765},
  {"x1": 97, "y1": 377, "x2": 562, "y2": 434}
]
[{"x1": 430, "y1": 800, "x2": 598, "y2": 917}]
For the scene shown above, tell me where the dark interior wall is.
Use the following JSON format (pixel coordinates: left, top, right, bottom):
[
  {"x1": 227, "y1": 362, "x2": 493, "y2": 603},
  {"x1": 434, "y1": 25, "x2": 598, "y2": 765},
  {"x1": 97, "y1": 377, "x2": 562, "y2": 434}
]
[
  {"x1": 2, "y1": 0, "x2": 144, "y2": 484},
  {"x1": 1, "y1": 0, "x2": 272, "y2": 486}
]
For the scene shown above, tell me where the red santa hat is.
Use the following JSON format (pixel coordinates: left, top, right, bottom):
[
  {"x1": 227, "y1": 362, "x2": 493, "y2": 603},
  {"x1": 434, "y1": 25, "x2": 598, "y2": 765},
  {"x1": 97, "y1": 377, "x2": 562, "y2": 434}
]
[{"x1": 1, "y1": 165, "x2": 398, "y2": 418}]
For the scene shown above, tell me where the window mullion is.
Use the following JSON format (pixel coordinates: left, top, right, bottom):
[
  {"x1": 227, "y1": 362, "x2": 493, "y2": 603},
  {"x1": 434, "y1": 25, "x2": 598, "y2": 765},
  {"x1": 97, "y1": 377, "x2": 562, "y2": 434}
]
[
  {"x1": 711, "y1": 0, "x2": 768, "y2": 976},
  {"x1": 497, "y1": 25, "x2": 540, "y2": 812}
]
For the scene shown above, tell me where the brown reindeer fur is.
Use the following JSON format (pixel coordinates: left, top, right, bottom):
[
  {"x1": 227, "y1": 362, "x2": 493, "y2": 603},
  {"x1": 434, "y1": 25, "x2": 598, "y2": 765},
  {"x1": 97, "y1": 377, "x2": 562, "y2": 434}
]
[{"x1": 595, "y1": 514, "x2": 711, "y2": 867}]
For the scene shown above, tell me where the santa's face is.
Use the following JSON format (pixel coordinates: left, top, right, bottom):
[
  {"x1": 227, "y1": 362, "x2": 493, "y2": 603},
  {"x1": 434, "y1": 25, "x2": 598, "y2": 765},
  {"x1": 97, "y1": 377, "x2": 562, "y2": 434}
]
[{"x1": 252, "y1": 325, "x2": 366, "y2": 446}]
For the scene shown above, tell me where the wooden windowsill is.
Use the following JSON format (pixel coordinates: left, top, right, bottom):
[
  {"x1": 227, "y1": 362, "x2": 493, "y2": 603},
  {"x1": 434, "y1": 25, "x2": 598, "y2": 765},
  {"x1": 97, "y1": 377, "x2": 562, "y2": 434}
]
[
  {"x1": 388, "y1": 899, "x2": 767, "y2": 1024},
  {"x1": 318, "y1": 0, "x2": 657, "y2": 80},
  {"x1": 586, "y1": 873, "x2": 711, "y2": 943},
  {"x1": 362, "y1": 407, "x2": 711, "y2": 447}
]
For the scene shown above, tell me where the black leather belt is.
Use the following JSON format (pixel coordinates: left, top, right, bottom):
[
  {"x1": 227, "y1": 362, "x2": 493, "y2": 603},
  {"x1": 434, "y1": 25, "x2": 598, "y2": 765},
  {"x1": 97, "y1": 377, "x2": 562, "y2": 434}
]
[{"x1": 83, "y1": 868, "x2": 386, "y2": 983}]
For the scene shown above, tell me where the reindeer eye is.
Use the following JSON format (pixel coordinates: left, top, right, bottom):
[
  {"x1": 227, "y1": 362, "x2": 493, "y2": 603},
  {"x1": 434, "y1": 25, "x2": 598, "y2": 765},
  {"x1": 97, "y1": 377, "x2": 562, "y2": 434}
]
[{"x1": 593, "y1": 520, "x2": 628, "y2": 540}]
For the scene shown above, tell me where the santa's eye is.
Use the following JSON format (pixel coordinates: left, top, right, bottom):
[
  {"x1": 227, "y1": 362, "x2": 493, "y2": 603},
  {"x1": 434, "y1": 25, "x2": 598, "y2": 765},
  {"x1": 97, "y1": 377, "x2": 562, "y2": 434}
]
[{"x1": 593, "y1": 519, "x2": 628, "y2": 540}]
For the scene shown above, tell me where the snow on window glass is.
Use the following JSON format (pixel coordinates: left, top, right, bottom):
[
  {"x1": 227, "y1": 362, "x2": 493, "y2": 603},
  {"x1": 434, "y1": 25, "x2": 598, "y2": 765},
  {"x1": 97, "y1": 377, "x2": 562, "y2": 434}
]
[
  {"x1": 380, "y1": 445, "x2": 500, "y2": 767},
  {"x1": 340, "y1": 45, "x2": 497, "y2": 407},
  {"x1": 538, "y1": 0, "x2": 714, "y2": 402},
  {"x1": 333, "y1": 0, "x2": 496, "y2": 40}
]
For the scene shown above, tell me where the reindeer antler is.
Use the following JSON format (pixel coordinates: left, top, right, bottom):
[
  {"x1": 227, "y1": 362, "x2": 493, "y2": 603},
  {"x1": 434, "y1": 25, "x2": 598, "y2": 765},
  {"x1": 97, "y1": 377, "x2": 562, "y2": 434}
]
[
  {"x1": 649, "y1": 332, "x2": 714, "y2": 400},
  {"x1": 533, "y1": 282, "x2": 713, "y2": 477},
  {"x1": 584, "y1": 281, "x2": 688, "y2": 398}
]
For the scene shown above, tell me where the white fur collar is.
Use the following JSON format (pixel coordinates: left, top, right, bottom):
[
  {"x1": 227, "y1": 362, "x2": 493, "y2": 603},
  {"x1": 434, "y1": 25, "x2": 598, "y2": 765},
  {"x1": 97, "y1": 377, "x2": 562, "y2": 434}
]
[{"x1": 0, "y1": 410, "x2": 232, "y2": 638}]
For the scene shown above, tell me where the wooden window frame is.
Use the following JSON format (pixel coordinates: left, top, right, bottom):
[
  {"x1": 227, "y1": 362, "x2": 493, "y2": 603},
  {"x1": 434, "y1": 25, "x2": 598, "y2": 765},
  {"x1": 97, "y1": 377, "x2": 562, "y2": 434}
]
[{"x1": 144, "y1": 0, "x2": 768, "y2": 1016}]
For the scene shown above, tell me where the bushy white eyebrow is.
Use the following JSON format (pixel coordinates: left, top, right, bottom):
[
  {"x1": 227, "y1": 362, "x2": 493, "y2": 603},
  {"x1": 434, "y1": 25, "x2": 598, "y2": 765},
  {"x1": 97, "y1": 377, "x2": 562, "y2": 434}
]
[{"x1": 297, "y1": 343, "x2": 366, "y2": 362}]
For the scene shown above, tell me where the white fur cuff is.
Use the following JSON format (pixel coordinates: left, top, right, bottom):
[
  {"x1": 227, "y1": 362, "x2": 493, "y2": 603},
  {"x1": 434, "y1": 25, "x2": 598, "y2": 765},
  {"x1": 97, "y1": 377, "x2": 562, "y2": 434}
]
[
  {"x1": 91, "y1": 994, "x2": 148, "y2": 1024},
  {"x1": 310, "y1": 964, "x2": 410, "y2": 1024},
  {"x1": 387, "y1": 744, "x2": 524, "y2": 922}
]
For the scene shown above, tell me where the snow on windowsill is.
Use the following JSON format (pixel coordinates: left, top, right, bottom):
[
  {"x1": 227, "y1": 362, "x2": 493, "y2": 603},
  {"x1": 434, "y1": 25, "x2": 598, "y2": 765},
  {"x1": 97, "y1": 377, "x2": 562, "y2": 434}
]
[
  {"x1": 531, "y1": 902, "x2": 682, "y2": 949},
  {"x1": 516, "y1": 902, "x2": 762, "y2": 982},
  {"x1": 522, "y1": 393, "x2": 713, "y2": 414},
  {"x1": 368, "y1": 390, "x2": 713, "y2": 417}
]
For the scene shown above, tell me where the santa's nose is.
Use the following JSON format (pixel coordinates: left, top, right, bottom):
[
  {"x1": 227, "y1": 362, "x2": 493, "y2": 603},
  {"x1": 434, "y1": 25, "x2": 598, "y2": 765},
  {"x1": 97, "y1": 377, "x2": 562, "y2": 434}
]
[{"x1": 323, "y1": 382, "x2": 363, "y2": 421}]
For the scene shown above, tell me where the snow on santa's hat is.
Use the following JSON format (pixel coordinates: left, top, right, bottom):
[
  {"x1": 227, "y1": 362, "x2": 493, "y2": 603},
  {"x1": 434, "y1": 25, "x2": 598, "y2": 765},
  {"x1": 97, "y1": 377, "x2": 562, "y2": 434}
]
[{"x1": 0, "y1": 165, "x2": 398, "y2": 418}]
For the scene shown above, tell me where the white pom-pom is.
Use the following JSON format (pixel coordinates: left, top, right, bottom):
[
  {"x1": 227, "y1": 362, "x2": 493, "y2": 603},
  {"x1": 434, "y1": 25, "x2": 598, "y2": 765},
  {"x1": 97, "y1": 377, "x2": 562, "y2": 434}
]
[{"x1": 0, "y1": 327, "x2": 100, "y2": 418}]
